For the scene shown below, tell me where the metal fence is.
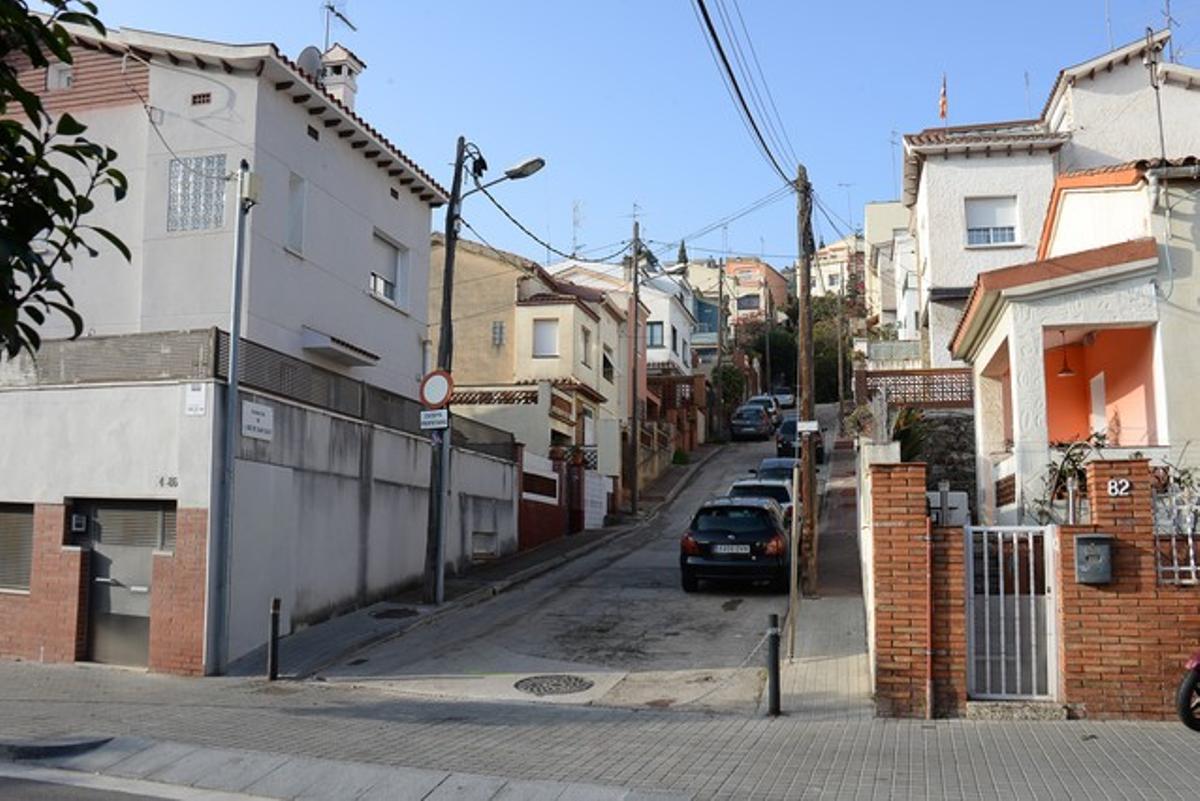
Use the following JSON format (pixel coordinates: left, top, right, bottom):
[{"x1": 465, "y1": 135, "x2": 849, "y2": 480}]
[
  {"x1": 965, "y1": 525, "x2": 1053, "y2": 700},
  {"x1": 1154, "y1": 486, "x2": 1200, "y2": 585}
]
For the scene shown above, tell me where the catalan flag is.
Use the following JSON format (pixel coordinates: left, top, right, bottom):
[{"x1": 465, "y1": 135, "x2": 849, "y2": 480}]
[{"x1": 939, "y1": 73, "x2": 948, "y2": 120}]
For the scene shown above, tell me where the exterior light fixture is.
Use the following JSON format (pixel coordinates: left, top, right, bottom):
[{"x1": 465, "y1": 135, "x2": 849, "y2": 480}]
[
  {"x1": 504, "y1": 156, "x2": 545, "y2": 180},
  {"x1": 1056, "y1": 329, "x2": 1076, "y2": 378}
]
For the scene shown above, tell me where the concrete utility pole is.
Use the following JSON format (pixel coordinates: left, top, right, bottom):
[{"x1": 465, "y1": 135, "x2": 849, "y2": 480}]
[
  {"x1": 792, "y1": 165, "x2": 819, "y2": 649},
  {"x1": 423, "y1": 136, "x2": 466, "y2": 606},
  {"x1": 630, "y1": 220, "x2": 641, "y2": 515}
]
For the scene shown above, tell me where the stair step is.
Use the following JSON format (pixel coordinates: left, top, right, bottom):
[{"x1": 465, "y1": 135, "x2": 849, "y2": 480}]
[{"x1": 965, "y1": 701, "x2": 1068, "y2": 721}]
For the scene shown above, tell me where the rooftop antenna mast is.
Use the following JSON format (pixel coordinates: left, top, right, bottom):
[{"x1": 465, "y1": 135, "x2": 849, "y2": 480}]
[
  {"x1": 571, "y1": 200, "x2": 585, "y2": 257},
  {"x1": 1163, "y1": 0, "x2": 1179, "y2": 62},
  {"x1": 323, "y1": 2, "x2": 357, "y2": 51}
]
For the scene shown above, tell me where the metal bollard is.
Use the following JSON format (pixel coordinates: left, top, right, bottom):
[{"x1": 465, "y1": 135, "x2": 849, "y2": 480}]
[
  {"x1": 267, "y1": 597, "x2": 280, "y2": 681},
  {"x1": 767, "y1": 613, "x2": 781, "y2": 717}
]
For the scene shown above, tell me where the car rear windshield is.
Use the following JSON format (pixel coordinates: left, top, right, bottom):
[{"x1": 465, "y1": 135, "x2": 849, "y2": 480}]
[
  {"x1": 733, "y1": 408, "x2": 763, "y2": 421},
  {"x1": 777, "y1": 420, "x2": 796, "y2": 438},
  {"x1": 693, "y1": 507, "x2": 774, "y2": 533},
  {"x1": 758, "y1": 466, "x2": 793, "y2": 481},
  {"x1": 729, "y1": 484, "x2": 790, "y2": 504}
]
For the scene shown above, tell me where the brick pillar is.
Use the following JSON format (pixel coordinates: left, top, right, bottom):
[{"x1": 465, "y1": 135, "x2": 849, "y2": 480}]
[
  {"x1": 870, "y1": 462, "x2": 930, "y2": 717},
  {"x1": 1056, "y1": 459, "x2": 1183, "y2": 719},
  {"x1": 148, "y1": 509, "x2": 208, "y2": 675}
]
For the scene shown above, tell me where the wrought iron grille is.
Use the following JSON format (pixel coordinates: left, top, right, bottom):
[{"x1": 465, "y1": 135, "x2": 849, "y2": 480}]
[{"x1": 1154, "y1": 487, "x2": 1200, "y2": 585}]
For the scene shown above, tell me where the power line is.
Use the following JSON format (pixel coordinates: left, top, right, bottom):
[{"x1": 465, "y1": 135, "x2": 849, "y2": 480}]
[
  {"x1": 653, "y1": 184, "x2": 792, "y2": 256},
  {"x1": 691, "y1": 0, "x2": 794, "y2": 185},
  {"x1": 730, "y1": 0, "x2": 799, "y2": 167},
  {"x1": 477, "y1": 183, "x2": 630, "y2": 264}
]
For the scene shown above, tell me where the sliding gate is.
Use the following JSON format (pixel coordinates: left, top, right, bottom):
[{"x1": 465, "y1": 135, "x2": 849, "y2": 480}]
[{"x1": 965, "y1": 525, "x2": 1056, "y2": 700}]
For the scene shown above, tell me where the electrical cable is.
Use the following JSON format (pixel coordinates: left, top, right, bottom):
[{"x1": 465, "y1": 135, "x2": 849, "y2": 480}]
[
  {"x1": 476, "y1": 183, "x2": 630, "y2": 264},
  {"x1": 691, "y1": 0, "x2": 793, "y2": 185},
  {"x1": 653, "y1": 184, "x2": 792, "y2": 257},
  {"x1": 120, "y1": 53, "x2": 234, "y2": 181},
  {"x1": 730, "y1": 0, "x2": 799, "y2": 168}
]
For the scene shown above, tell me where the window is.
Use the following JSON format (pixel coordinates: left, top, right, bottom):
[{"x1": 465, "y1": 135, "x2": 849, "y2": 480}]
[
  {"x1": 533, "y1": 319, "x2": 558, "y2": 357},
  {"x1": 46, "y1": 62, "x2": 73, "y2": 91},
  {"x1": 602, "y1": 346, "x2": 614, "y2": 383},
  {"x1": 647, "y1": 321, "x2": 664, "y2": 348},
  {"x1": 682, "y1": 339, "x2": 689, "y2": 364},
  {"x1": 370, "y1": 234, "x2": 409, "y2": 308},
  {"x1": 286, "y1": 173, "x2": 306, "y2": 252},
  {"x1": 581, "y1": 327, "x2": 592, "y2": 367},
  {"x1": 828, "y1": 273, "x2": 840, "y2": 288},
  {"x1": 167, "y1": 154, "x2": 227, "y2": 231},
  {"x1": 190, "y1": 92, "x2": 212, "y2": 106},
  {"x1": 671, "y1": 325, "x2": 679, "y2": 354},
  {"x1": 0, "y1": 504, "x2": 34, "y2": 591},
  {"x1": 736, "y1": 295, "x2": 761, "y2": 311},
  {"x1": 491, "y1": 321, "x2": 505, "y2": 346},
  {"x1": 965, "y1": 196, "x2": 1017, "y2": 246},
  {"x1": 306, "y1": 125, "x2": 320, "y2": 141}
]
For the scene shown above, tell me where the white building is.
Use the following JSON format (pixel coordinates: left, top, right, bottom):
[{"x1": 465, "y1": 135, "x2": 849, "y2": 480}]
[
  {"x1": 903, "y1": 30, "x2": 1200, "y2": 368},
  {"x1": 0, "y1": 23, "x2": 521, "y2": 675}
]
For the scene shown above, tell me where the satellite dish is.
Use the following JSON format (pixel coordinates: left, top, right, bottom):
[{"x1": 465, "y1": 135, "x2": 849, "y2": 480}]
[{"x1": 296, "y1": 46, "x2": 323, "y2": 81}]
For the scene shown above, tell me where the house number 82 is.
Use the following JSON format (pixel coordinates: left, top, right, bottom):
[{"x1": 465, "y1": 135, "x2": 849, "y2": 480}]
[{"x1": 1107, "y1": 478, "x2": 1131, "y2": 497}]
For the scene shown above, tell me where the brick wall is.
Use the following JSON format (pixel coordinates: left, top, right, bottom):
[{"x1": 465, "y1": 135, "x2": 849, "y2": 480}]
[
  {"x1": 148, "y1": 508, "x2": 208, "y2": 675},
  {"x1": 0, "y1": 504, "x2": 87, "y2": 663},
  {"x1": 1055, "y1": 460, "x2": 1199, "y2": 720},
  {"x1": 870, "y1": 463, "x2": 932, "y2": 717},
  {"x1": 930, "y1": 526, "x2": 968, "y2": 716}
]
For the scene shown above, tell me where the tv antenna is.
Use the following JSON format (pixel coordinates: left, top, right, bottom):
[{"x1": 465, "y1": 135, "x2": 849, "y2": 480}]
[
  {"x1": 571, "y1": 200, "x2": 585, "y2": 257},
  {"x1": 323, "y1": 2, "x2": 357, "y2": 51}
]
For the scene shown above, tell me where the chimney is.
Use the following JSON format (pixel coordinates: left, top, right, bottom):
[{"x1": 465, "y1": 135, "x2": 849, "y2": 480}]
[{"x1": 320, "y1": 44, "x2": 365, "y2": 111}]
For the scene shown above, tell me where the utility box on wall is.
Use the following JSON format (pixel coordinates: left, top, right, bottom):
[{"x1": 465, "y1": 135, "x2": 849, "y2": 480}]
[{"x1": 1074, "y1": 534, "x2": 1114, "y2": 584}]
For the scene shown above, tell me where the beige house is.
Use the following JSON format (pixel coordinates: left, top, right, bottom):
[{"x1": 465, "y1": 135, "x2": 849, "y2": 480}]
[{"x1": 429, "y1": 237, "x2": 626, "y2": 483}]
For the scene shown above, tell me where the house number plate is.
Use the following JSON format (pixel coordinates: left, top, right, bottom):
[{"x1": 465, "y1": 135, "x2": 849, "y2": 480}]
[{"x1": 1107, "y1": 478, "x2": 1132, "y2": 497}]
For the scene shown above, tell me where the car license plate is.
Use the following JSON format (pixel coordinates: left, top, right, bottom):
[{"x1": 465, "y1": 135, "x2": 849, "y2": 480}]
[{"x1": 713, "y1": 544, "x2": 750, "y2": 554}]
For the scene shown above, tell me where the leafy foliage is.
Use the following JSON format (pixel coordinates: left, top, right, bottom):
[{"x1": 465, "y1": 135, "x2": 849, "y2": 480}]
[
  {"x1": 711, "y1": 362, "x2": 745, "y2": 409},
  {"x1": 892, "y1": 406, "x2": 926, "y2": 462},
  {"x1": 0, "y1": 1, "x2": 128, "y2": 357}
]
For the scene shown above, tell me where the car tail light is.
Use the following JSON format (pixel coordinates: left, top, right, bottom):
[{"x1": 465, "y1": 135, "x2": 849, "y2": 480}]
[
  {"x1": 681, "y1": 532, "x2": 702, "y2": 555},
  {"x1": 763, "y1": 532, "x2": 787, "y2": 556}
]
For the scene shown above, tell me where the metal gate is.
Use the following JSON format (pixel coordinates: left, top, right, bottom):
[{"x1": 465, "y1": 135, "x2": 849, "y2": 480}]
[
  {"x1": 965, "y1": 525, "x2": 1056, "y2": 700},
  {"x1": 77, "y1": 501, "x2": 176, "y2": 667}
]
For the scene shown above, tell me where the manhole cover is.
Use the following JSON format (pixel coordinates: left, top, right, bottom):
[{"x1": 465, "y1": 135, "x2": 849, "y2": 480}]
[
  {"x1": 514, "y1": 674, "x2": 595, "y2": 696},
  {"x1": 370, "y1": 607, "x2": 418, "y2": 620}
]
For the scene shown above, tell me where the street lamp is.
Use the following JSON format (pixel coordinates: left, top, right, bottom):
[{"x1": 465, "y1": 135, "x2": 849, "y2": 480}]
[{"x1": 423, "y1": 136, "x2": 544, "y2": 606}]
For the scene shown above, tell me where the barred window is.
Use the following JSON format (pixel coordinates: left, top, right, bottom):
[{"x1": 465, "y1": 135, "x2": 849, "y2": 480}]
[
  {"x1": 0, "y1": 504, "x2": 34, "y2": 591},
  {"x1": 167, "y1": 154, "x2": 227, "y2": 231}
]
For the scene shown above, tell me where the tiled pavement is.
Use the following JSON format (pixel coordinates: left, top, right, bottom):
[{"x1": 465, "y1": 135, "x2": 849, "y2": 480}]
[
  {"x1": 780, "y1": 442, "x2": 874, "y2": 721},
  {"x1": 3, "y1": 660, "x2": 1200, "y2": 799}
]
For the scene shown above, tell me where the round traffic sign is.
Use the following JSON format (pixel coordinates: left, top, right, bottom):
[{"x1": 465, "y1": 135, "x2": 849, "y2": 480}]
[{"x1": 420, "y1": 370, "x2": 453, "y2": 409}]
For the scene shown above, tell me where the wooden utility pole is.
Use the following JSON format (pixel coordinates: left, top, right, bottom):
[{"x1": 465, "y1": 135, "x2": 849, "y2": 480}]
[
  {"x1": 630, "y1": 220, "x2": 641, "y2": 515},
  {"x1": 793, "y1": 165, "x2": 819, "y2": 644}
]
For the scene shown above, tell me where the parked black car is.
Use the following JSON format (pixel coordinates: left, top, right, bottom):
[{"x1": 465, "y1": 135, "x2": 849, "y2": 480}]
[
  {"x1": 774, "y1": 417, "x2": 826, "y2": 462},
  {"x1": 730, "y1": 404, "x2": 773, "y2": 441},
  {"x1": 680, "y1": 497, "x2": 789, "y2": 593}
]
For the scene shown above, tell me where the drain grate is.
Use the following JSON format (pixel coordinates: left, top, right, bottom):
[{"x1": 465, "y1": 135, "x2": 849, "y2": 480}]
[{"x1": 513, "y1": 674, "x2": 595, "y2": 696}]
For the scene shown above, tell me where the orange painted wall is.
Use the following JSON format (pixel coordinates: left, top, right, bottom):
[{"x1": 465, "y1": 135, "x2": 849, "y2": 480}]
[
  {"x1": 1085, "y1": 328, "x2": 1156, "y2": 446},
  {"x1": 1045, "y1": 344, "x2": 1090, "y2": 442},
  {"x1": 1043, "y1": 328, "x2": 1157, "y2": 446}
]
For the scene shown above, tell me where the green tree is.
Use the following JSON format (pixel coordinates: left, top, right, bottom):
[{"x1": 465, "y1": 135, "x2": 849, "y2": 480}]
[{"x1": 1, "y1": 1, "x2": 129, "y2": 357}]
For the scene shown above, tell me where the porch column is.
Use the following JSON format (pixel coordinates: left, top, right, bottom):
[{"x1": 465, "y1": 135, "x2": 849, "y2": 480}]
[{"x1": 1008, "y1": 311, "x2": 1049, "y2": 522}]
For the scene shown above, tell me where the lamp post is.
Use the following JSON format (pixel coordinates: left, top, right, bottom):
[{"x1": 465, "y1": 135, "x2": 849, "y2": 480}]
[{"x1": 422, "y1": 137, "x2": 544, "y2": 605}]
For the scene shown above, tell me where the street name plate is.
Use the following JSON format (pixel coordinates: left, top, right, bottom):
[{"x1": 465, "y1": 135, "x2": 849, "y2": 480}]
[
  {"x1": 420, "y1": 409, "x2": 449, "y2": 430},
  {"x1": 796, "y1": 420, "x2": 819, "y2": 433},
  {"x1": 242, "y1": 401, "x2": 274, "y2": 441}
]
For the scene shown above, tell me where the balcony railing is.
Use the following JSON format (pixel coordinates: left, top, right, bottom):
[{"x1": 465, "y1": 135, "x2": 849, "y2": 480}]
[{"x1": 855, "y1": 368, "x2": 973, "y2": 409}]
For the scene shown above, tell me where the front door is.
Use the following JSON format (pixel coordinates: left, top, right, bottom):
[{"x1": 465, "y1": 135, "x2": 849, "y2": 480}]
[{"x1": 79, "y1": 501, "x2": 175, "y2": 667}]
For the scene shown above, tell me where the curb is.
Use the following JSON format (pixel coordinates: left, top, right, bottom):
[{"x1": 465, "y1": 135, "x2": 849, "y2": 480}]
[
  {"x1": 304, "y1": 444, "x2": 727, "y2": 678},
  {"x1": 0, "y1": 736, "x2": 112, "y2": 761}
]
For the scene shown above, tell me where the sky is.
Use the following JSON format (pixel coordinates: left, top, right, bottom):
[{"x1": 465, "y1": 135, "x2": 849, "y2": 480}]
[{"x1": 65, "y1": 0, "x2": 1197, "y2": 271}]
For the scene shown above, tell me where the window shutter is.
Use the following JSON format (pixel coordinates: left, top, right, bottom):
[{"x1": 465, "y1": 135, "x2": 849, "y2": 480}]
[
  {"x1": 965, "y1": 197, "x2": 1016, "y2": 229},
  {"x1": 533, "y1": 319, "x2": 557, "y2": 356},
  {"x1": 93, "y1": 502, "x2": 177, "y2": 550},
  {"x1": 0, "y1": 505, "x2": 33, "y2": 590}
]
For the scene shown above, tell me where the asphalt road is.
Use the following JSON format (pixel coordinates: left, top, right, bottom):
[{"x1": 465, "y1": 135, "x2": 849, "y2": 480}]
[{"x1": 323, "y1": 438, "x2": 796, "y2": 711}]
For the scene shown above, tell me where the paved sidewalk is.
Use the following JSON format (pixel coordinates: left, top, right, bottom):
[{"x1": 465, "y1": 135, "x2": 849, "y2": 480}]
[
  {"x1": 781, "y1": 440, "x2": 873, "y2": 721},
  {"x1": 228, "y1": 444, "x2": 724, "y2": 679},
  {"x1": 5, "y1": 736, "x2": 684, "y2": 800},
  {"x1": 3, "y1": 661, "x2": 1200, "y2": 800}
]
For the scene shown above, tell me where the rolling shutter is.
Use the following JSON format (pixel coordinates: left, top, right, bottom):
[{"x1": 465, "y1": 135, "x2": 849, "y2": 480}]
[
  {"x1": 0, "y1": 505, "x2": 34, "y2": 590},
  {"x1": 93, "y1": 502, "x2": 176, "y2": 550}
]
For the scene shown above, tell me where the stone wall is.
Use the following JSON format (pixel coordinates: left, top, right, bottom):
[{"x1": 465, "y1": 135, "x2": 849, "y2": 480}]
[{"x1": 917, "y1": 409, "x2": 976, "y2": 516}]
